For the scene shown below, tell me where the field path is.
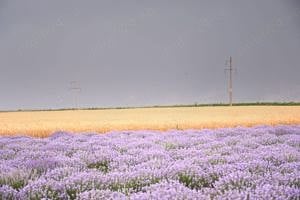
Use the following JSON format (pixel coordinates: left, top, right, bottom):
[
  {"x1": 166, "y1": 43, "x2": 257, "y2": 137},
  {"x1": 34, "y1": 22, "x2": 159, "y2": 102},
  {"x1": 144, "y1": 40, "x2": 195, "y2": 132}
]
[{"x1": 0, "y1": 106, "x2": 299, "y2": 137}]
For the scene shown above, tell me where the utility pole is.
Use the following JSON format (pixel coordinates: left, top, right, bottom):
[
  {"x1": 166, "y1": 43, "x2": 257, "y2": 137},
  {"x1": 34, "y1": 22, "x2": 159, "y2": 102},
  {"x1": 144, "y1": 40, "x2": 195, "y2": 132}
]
[
  {"x1": 69, "y1": 81, "x2": 81, "y2": 109},
  {"x1": 225, "y1": 56, "x2": 235, "y2": 106}
]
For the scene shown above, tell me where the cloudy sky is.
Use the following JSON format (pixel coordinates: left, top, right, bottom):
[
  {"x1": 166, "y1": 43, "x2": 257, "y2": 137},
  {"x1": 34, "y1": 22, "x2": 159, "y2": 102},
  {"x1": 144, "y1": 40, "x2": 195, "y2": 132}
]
[{"x1": 0, "y1": 0, "x2": 300, "y2": 110}]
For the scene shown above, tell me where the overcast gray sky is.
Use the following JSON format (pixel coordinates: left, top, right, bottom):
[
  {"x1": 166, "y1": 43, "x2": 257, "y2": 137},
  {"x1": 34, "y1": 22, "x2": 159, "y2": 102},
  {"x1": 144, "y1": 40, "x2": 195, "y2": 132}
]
[{"x1": 0, "y1": 0, "x2": 300, "y2": 110}]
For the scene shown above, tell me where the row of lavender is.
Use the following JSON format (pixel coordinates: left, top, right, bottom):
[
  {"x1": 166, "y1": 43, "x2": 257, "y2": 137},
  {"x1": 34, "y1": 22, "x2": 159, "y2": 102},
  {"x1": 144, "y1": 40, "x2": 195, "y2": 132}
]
[{"x1": 0, "y1": 125, "x2": 299, "y2": 199}]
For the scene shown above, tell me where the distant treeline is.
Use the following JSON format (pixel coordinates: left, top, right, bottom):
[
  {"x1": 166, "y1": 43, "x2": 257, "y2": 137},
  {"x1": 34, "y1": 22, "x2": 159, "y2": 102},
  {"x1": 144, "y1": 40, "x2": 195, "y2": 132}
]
[{"x1": 1, "y1": 102, "x2": 300, "y2": 113}]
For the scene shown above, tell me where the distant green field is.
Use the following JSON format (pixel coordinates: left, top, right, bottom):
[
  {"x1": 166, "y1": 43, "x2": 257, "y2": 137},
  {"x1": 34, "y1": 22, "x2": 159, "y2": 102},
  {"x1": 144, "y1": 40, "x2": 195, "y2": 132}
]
[{"x1": 1, "y1": 102, "x2": 300, "y2": 113}]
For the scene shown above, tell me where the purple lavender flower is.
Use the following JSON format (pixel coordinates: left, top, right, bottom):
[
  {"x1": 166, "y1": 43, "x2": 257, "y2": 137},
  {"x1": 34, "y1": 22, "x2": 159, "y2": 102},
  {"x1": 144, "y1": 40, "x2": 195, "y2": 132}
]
[{"x1": 0, "y1": 125, "x2": 299, "y2": 199}]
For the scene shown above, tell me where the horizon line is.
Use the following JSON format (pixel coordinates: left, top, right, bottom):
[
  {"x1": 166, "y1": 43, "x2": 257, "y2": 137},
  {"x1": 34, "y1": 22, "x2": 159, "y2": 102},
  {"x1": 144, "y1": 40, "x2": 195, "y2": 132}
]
[{"x1": 1, "y1": 101, "x2": 300, "y2": 113}]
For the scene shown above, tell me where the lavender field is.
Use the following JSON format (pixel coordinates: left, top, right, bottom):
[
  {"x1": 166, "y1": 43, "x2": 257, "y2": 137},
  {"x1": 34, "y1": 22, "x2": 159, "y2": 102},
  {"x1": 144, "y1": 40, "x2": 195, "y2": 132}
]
[{"x1": 0, "y1": 126, "x2": 299, "y2": 200}]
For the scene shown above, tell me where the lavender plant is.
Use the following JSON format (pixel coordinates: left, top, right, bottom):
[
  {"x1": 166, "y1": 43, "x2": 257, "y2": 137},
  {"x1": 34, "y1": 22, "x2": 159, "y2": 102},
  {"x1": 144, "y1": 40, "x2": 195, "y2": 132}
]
[{"x1": 0, "y1": 125, "x2": 299, "y2": 199}]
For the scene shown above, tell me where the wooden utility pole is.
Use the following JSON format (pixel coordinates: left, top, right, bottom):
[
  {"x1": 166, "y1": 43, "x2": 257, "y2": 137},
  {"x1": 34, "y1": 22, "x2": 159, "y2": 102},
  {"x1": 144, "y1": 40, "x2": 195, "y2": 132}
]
[
  {"x1": 69, "y1": 81, "x2": 81, "y2": 109},
  {"x1": 225, "y1": 56, "x2": 234, "y2": 106}
]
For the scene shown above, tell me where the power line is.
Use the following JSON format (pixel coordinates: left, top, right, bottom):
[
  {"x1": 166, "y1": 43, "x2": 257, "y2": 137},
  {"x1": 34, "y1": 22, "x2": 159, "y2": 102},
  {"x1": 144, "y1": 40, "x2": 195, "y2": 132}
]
[
  {"x1": 225, "y1": 56, "x2": 236, "y2": 106},
  {"x1": 69, "y1": 81, "x2": 81, "y2": 109}
]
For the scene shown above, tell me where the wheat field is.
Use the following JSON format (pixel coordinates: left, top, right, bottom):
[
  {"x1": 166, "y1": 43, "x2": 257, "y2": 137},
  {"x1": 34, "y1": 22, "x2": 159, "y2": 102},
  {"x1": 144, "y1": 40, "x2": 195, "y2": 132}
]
[{"x1": 0, "y1": 106, "x2": 299, "y2": 137}]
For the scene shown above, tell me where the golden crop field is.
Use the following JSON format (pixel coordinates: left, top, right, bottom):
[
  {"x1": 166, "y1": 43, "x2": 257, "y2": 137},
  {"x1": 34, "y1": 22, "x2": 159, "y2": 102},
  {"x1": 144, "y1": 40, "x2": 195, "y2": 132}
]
[{"x1": 0, "y1": 106, "x2": 299, "y2": 137}]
